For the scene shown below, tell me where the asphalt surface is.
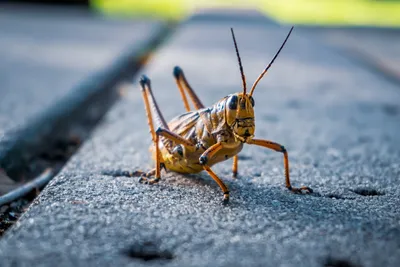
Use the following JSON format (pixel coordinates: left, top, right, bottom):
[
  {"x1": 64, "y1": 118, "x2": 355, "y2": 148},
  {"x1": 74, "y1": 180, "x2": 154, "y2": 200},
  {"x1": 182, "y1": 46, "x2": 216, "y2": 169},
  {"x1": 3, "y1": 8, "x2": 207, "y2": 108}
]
[
  {"x1": 0, "y1": 4, "x2": 164, "y2": 179},
  {"x1": 1, "y1": 11, "x2": 400, "y2": 267}
]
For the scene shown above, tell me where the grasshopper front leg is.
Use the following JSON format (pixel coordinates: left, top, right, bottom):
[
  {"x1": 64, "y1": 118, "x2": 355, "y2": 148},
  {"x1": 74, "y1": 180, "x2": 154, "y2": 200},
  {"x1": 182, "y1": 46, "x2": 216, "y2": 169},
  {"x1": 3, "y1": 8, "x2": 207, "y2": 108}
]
[
  {"x1": 246, "y1": 139, "x2": 313, "y2": 193},
  {"x1": 199, "y1": 142, "x2": 230, "y2": 203},
  {"x1": 232, "y1": 155, "x2": 238, "y2": 178},
  {"x1": 139, "y1": 75, "x2": 196, "y2": 184}
]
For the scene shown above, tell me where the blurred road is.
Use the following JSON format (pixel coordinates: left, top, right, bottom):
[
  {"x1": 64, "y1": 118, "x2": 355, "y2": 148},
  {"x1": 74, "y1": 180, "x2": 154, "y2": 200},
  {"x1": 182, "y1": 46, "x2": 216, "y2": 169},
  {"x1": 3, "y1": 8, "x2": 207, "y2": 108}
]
[
  {"x1": 300, "y1": 27, "x2": 400, "y2": 85},
  {"x1": 0, "y1": 4, "x2": 164, "y2": 181},
  {"x1": 1, "y1": 10, "x2": 399, "y2": 267}
]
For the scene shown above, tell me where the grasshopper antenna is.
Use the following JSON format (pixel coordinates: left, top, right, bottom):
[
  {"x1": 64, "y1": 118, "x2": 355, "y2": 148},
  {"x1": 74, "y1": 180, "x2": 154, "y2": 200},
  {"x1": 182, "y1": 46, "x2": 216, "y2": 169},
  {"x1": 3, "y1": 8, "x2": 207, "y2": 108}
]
[
  {"x1": 230, "y1": 28, "x2": 247, "y2": 95},
  {"x1": 249, "y1": 26, "x2": 294, "y2": 96}
]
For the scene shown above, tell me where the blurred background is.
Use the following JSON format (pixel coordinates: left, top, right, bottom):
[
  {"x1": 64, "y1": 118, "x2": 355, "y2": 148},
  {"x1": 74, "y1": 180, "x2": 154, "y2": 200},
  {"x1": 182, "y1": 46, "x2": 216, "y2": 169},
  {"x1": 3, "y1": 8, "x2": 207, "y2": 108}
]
[
  {"x1": 4, "y1": 0, "x2": 400, "y2": 27},
  {"x1": 92, "y1": 0, "x2": 400, "y2": 27},
  {"x1": 98, "y1": 0, "x2": 400, "y2": 79},
  {"x1": 5, "y1": 0, "x2": 399, "y2": 78}
]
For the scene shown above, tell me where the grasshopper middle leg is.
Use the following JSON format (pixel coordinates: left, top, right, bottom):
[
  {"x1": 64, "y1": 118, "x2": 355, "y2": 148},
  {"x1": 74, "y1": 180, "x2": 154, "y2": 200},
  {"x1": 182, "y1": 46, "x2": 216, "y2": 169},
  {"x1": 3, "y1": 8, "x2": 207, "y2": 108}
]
[{"x1": 246, "y1": 138, "x2": 313, "y2": 193}]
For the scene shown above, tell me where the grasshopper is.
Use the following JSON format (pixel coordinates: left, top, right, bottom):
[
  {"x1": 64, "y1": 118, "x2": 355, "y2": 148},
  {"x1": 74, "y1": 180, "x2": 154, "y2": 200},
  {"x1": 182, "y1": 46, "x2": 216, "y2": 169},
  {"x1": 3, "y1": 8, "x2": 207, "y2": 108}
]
[{"x1": 138, "y1": 26, "x2": 312, "y2": 203}]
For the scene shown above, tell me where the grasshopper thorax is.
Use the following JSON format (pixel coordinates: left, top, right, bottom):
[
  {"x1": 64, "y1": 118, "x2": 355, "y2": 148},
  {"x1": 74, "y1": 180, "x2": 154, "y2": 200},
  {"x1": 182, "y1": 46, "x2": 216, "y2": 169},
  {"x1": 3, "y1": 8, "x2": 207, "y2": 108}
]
[{"x1": 225, "y1": 93, "x2": 255, "y2": 142}]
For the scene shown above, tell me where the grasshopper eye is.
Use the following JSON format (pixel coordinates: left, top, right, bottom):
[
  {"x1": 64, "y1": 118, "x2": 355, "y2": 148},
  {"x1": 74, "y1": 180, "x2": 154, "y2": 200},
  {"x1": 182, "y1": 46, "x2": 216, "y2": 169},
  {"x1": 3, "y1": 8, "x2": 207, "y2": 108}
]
[
  {"x1": 249, "y1": 96, "x2": 255, "y2": 107},
  {"x1": 228, "y1": 95, "x2": 238, "y2": 110}
]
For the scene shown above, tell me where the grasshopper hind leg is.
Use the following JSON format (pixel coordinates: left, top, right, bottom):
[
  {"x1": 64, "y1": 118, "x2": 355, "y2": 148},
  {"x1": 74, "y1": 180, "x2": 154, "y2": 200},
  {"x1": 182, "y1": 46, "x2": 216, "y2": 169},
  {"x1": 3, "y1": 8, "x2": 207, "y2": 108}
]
[
  {"x1": 173, "y1": 66, "x2": 205, "y2": 111},
  {"x1": 138, "y1": 75, "x2": 169, "y2": 183},
  {"x1": 138, "y1": 169, "x2": 157, "y2": 184},
  {"x1": 138, "y1": 75, "x2": 196, "y2": 185}
]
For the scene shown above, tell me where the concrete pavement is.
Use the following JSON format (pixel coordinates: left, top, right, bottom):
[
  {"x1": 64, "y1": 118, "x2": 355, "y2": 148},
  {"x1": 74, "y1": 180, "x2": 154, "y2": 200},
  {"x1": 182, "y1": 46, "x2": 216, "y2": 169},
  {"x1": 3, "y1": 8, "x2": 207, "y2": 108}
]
[{"x1": 1, "y1": 10, "x2": 399, "y2": 267}]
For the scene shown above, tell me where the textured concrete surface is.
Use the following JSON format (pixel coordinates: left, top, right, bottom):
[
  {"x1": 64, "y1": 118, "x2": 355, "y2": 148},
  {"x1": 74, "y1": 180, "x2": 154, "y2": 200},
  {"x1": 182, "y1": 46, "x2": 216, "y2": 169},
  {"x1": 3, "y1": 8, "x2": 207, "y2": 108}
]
[
  {"x1": 0, "y1": 4, "x2": 164, "y2": 177},
  {"x1": 300, "y1": 27, "x2": 400, "y2": 85},
  {"x1": 1, "y1": 12, "x2": 400, "y2": 267}
]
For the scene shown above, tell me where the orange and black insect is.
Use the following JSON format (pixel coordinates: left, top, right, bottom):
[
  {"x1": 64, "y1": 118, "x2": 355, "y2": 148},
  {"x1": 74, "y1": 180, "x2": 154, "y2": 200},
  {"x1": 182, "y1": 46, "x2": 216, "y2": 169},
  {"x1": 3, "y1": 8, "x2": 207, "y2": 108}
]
[{"x1": 138, "y1": 26, "x2": 312, "y2": 203}]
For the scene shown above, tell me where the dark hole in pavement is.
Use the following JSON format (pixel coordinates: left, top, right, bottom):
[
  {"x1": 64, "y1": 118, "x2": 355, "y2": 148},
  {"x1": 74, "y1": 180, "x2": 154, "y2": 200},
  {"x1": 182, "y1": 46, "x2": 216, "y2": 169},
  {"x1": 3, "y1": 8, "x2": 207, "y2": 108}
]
[
  {"x1": 351, "y1": 188, "x2": 384, "y2": 196},
  {"x1": 124, "y1": 242, "x2": 174, "y2": 261},
  {"x1": 310, "y1": 192, "x2": 355, "y2": 200},
  {"x1": 324, "y1": 257, "x2": 361, "y2": 267},
  {"x1": 252, "y1": 172, "x2": 262, "y2": 177}
]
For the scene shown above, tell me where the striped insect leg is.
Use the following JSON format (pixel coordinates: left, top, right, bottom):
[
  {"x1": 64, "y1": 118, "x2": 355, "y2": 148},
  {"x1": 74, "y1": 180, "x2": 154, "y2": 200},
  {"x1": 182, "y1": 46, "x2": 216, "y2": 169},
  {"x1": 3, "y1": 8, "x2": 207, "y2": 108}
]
[
  {"x1": 139, "y1": 75, "x2": 170, "y2": 183},
  {"x1": 232, "y1": 155, "x2": 238, "y2": 178},
  {"x1": 246, "y1": 138, "x2": 313, "y2": 194},
  {"x1": 199, "y1": 142, "x2": 230, "y2": 203}
]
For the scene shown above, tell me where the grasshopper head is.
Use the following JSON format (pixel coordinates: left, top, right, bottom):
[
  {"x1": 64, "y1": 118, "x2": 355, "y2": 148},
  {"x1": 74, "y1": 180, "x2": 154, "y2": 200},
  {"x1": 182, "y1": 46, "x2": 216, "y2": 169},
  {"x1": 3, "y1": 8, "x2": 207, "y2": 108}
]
[
  {"x1": 226, "y1": 93, "x2": 255, "y2": 142},
  {"x1": 228, "y1": 26, "x2": 293, "y2": 142}
]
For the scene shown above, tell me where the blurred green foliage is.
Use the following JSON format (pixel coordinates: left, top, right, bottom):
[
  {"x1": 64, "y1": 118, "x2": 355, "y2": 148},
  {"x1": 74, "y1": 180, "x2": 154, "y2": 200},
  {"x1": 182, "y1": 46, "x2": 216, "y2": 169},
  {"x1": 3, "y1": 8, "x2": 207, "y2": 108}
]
[{"x1": 92, "y1": 0, "x2": 400, "y2": 27}]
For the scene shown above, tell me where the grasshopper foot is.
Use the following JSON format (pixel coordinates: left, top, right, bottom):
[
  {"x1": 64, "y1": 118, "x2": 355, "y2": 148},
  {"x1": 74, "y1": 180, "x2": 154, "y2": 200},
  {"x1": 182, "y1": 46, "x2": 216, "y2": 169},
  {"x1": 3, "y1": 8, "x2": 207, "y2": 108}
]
[
  {"x1": 288, "y1": 186, "x2": 313, "y2": 194},
  {"x1": 138, "y1": 169, "x2": 160, "y2": 184},
  {"x1": 222, "y1": 192, "x2": 230, "y2": 205},
  {"x1": 125, "y1": 170, "x2": 146, "y2": 177},
  {"x1": 138, "y1": 176, "x2": 160, "y2": 185}
]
